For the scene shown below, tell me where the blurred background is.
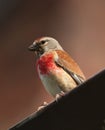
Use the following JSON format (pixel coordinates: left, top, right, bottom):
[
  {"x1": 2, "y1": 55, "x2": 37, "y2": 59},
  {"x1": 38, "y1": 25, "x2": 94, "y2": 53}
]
[{"x1": 0, "y1": 0, "x2": 105, "y2": 129}]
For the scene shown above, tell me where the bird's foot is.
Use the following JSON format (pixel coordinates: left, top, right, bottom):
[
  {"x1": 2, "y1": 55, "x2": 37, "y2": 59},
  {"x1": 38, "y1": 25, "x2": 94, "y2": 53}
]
[
  {"x1": 37, "y1": 102, "x2": 48, "y2": 111},
  {"x1": 55, "y1": 91, "x2": 65, "y2": 101}
]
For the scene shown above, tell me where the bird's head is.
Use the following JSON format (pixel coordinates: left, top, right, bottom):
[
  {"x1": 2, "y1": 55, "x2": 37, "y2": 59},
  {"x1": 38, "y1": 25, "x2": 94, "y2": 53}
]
[{"x1": 28, "y1": 37, "x2": 63, "y2": 57}]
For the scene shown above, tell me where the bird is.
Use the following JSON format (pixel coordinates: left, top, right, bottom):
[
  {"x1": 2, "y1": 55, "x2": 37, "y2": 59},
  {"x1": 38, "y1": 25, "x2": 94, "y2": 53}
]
[{"x1": 28, "y1": 36, "x2": 85, "y2": 98}]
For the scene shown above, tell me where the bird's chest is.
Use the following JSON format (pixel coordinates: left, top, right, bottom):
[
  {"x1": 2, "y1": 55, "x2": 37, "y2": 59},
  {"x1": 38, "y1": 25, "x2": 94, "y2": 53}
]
[
  {"x1": 36, "y1": 54, "x2": 58, "y2": 75},
  {"x1": 36, "y1": 54, "x2": 62, "y2": 96}
]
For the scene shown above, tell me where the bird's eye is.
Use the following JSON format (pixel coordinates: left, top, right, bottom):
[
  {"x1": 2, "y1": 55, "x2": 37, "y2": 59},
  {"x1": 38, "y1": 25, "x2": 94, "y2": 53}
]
[{"x1": 41, "y1": 40, "x2": 46, "y2": 44}]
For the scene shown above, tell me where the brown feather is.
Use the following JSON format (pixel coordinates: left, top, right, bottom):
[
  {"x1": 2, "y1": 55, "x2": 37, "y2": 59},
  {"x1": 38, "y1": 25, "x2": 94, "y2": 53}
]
[{"x1": 55, "y1": 50, "x2": 86, "y2": 80}]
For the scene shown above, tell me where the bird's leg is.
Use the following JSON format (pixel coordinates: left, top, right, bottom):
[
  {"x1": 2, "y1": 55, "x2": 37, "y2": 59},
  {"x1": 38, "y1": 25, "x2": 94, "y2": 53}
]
[
  {"x1": 55, "y1": 91, "x2": 65, "y2": 101},
  {"x1": 37, "y1": 101, "x2": 48, "y2": 111}
]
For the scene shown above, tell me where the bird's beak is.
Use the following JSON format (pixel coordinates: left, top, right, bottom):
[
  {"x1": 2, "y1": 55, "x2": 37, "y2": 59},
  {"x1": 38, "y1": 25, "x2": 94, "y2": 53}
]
[{"x1": 28, "y1": 44, "x2": 37, "y2": 51}]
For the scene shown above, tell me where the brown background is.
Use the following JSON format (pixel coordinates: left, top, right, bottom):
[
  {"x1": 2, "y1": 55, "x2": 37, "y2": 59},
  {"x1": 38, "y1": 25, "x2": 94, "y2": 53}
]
[{"x1": 0, "y1": 0, "x2": 105, "y2": 129}]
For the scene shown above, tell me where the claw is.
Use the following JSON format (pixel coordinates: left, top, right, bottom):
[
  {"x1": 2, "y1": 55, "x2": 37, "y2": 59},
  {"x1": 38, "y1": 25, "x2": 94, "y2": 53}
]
[
  {"x1": 55, "y1": 91, "x2": 65, "y2": 101},
  {"x1": 37, "y1": 101, "x2": 48, "y2": 111}
]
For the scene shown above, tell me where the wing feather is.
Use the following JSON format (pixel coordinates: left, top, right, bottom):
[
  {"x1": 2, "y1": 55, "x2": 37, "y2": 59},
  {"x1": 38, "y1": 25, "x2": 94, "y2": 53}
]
[{"x1": 55, "y1": 50, "x2": 85, "y2": 85}]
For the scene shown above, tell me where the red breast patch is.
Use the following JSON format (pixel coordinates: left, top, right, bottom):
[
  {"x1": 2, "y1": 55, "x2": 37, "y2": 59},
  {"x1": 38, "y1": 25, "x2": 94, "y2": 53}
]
[{"x1": 37, "y1": 53, "x2": 58, "y2": 74}]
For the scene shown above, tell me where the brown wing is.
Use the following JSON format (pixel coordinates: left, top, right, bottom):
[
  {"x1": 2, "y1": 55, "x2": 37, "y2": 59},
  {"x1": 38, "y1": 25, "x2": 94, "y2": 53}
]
[{"x1": 55, "y1": 50, "x2": 85, "y2": 84}]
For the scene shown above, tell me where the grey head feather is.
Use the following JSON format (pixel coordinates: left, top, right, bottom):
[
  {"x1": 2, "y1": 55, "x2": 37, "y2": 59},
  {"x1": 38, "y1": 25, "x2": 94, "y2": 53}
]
[
  {"x1": 39, "y1": 37, "x2": 63, "y2": 52},
  {"x1": 28, "y1": 37, "x2": 64, "y2": 57}
]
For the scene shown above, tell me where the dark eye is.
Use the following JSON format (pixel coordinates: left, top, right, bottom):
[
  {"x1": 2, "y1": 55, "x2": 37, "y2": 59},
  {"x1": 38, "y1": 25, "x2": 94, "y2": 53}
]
[{"x1": 41, "y1": 40, "x2": 46, "y2": 44}]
